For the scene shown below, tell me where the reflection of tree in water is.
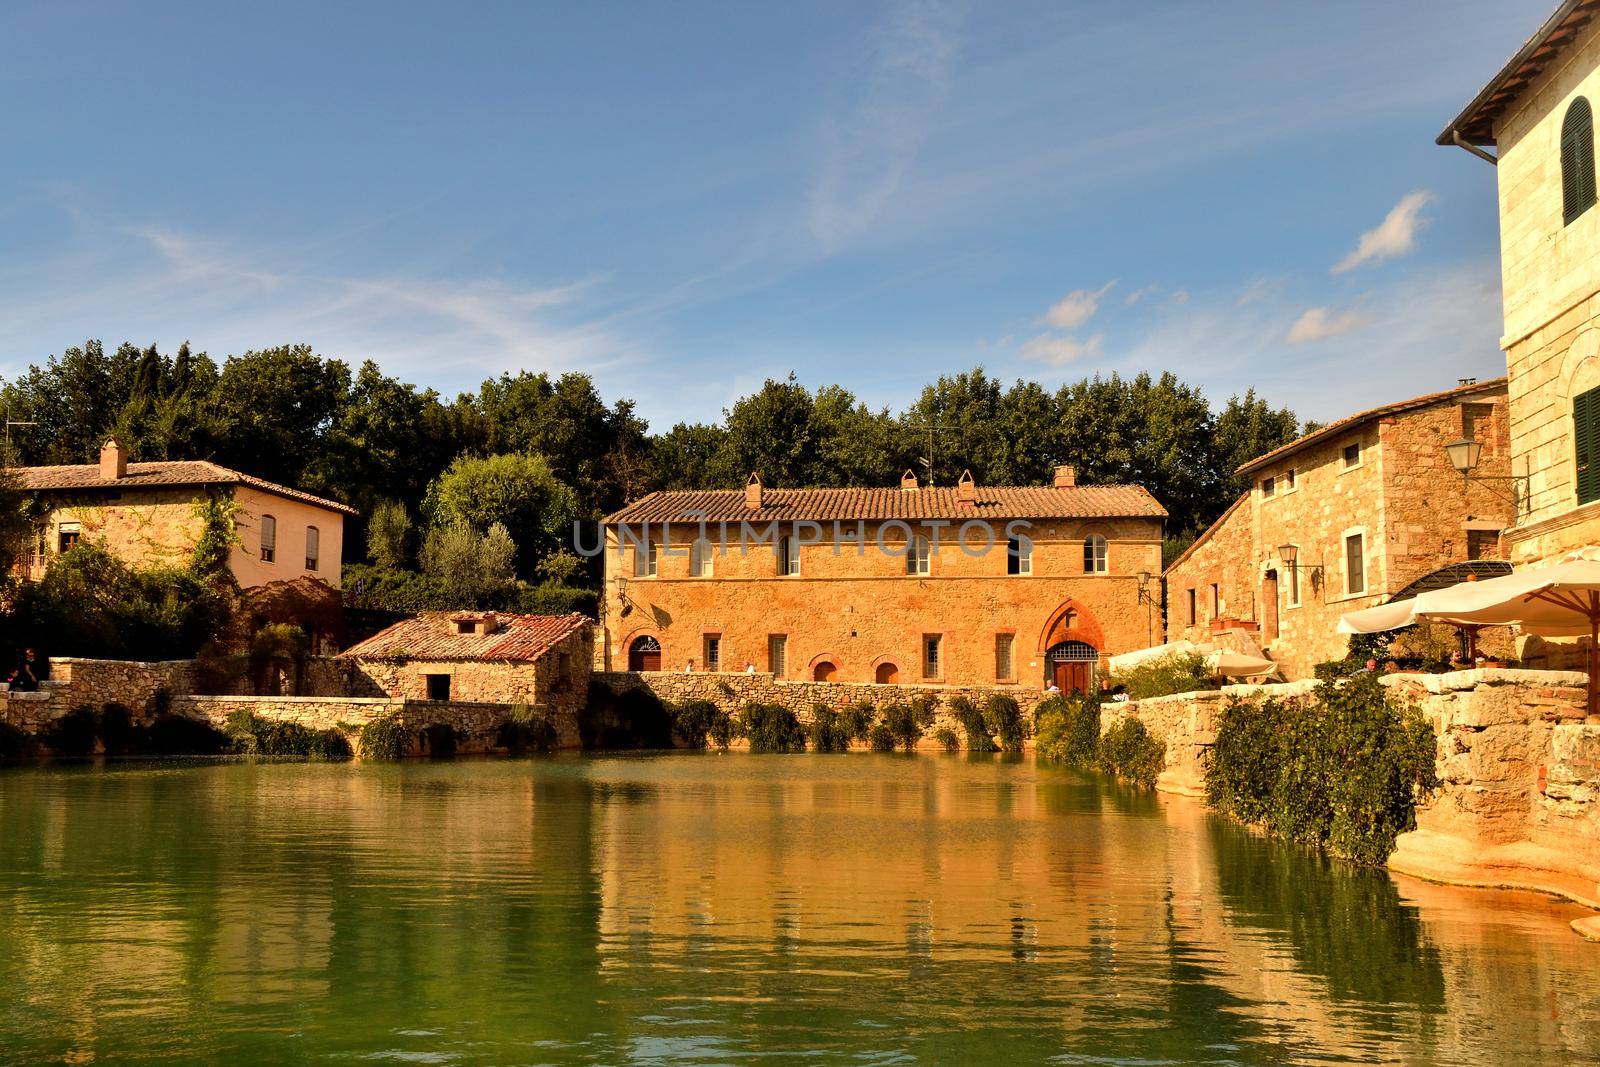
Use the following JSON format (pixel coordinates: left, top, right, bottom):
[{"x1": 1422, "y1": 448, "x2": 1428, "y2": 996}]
[{"x1": 1206, "y1": 818, "x2": 1446, "y2": 1010}]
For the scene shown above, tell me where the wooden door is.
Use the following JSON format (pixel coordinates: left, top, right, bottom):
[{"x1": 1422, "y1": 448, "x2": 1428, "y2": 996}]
[
  {"x1": 1053, "y1": 661, "x2": 1091, "y2": 694},
  {"x1": 1263, "y1": 570, "x2": 1280, "y2": 642}
]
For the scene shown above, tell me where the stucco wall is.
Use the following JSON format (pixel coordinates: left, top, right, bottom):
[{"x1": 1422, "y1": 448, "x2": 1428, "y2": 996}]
[
  {"x1": 229, "y1": 485, "x2": 346, "y2": 589},
  {"x1": 601, "y1": 516, "x2": 1164, "y2": 687}
]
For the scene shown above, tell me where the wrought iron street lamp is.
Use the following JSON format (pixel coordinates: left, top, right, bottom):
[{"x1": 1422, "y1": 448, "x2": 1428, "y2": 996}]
[
  {"x1": 1135, "y1": 569, "x2": 1157, "y2": 645},
  {"x1": 1443, "y1": 436, "x2": 1527, "y2": 520}
]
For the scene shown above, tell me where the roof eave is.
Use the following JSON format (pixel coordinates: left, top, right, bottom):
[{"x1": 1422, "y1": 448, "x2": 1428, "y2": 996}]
[{"x1": 1437, "y1": 0, "x2": 1593, "y2": 147}]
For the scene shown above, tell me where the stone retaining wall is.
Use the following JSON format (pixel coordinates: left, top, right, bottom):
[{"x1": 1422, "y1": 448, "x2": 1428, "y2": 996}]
[{"x1": 176, "y1": 695, "x2": 524, "y2": 756}]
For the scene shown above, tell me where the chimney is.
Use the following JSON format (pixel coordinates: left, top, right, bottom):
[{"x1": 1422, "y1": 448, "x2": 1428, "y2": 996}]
[
  {"x1": 1053, "y1": 464, "x2": 1076, "y2": 488},
  {"x1": 957, "y1": 469, "x2": 976, "y2": 504},
  {"x1": 900, "y1": 469, "x2": 919, "y2": 491},
  {"x1": 100, "y1": 436, "x2": 127, "y2": 480},
  {"x1": 745, "y1": 472, "x2": 763, "y2": 510}
]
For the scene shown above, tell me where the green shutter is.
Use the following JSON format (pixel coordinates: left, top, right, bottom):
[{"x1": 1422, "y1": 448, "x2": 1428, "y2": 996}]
[
  {"x1": 1563, "y1": 98, "x2": 1596, "y2": 224},
  {"x1": 1575, "y1": 385, "x2": 1600, "y2": 505}
]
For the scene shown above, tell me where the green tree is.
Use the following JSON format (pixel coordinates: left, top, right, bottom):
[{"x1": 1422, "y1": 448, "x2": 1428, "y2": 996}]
[
  {"x1": 365, "y1": 499, "x2": 412, "y2": 569},
  {"x1": 209, "y1": 345, "x2": 351, "y2": 489},
  {"x1": 1215, "y1": 389, "x2": 1302, "y2": 493},
  {"x1": 420, "y1": 521, "x2": 518, "y2": 605},
  {"x1": 422, "y1": 452, "x2": 577, "y2": 574}
]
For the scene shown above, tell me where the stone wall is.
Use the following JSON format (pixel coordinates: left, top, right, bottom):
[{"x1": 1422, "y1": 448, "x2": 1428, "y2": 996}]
[
  {"x1": 597, "y1": 669, "x2": 1052, "y2": 745},
  {"x1": 177, "y1": 695, "x2": 519, "y2": 756},
  {"x1": 1105, "y1": 669, "x2": 1600, "y2": 910}
]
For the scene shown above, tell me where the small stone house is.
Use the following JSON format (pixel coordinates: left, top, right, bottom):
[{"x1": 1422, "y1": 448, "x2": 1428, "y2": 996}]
[
  {"x1": 1164, "y1": 379, "x2": 1514, "y2": 678},
  {"x1": 598, "y1": 466, "x2": 1166, "y2": 692},
  {"x1": 341, "y1": 611, "x2": 593, "y2": 725},
  {"x1": 1439, "y1": 1, "x2": 1600, "y2": 567},
  {"x1": 6, "y1": 437, "x2": 355, "y2": 589}
]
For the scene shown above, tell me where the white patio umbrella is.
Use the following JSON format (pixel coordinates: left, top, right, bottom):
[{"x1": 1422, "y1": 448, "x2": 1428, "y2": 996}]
[
  {"x1": 1409, "y1": 551, "x2": 1600, "y2": 715},
  {"x1": 1209, "y1": 650, "x2": 1278, "y2": 679},
  {"x1": 1337, "y1": 581, "x2": 1509, "y2": 659}
]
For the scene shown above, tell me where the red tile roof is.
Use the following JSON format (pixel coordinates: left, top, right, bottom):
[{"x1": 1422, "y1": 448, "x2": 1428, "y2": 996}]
[
  {"x1": 1234, "y1": 378, "x2": 1507, "y2": 478},
  {"x1": 341, "y1": 611, "x2": 590, "y2": 662},
  {"x1": 1438, "y1": 1, "x2": 1599, "y2": 147},
  {"x1": 603, "y1": 484, "x2": 1166, "y2": 525},
  {"x1": 3, "y1": 459, "x2": 358, "y2": 515}
]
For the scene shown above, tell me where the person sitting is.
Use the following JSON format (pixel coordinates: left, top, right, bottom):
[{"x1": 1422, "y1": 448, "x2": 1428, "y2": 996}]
[
  {"x1": 1108, "y1": 684, "x2": 1130, "y2": 703},
  {"x1": 8, "y1": 648, "x2": 43, "y2": 693}
]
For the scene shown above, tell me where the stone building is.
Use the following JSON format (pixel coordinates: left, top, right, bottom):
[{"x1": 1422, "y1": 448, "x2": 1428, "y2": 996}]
[
  {"x1": 1439, "y1": 1, "x2": 1600, "y2": 565},
  {"x1": 597, "y1": 466, "x2": 1166, "y2": 692},
  {"x1": 6, "y1": 437, "x2": 353, "y2": 589},
  {"x1": 341, "y1": 611, "x2": 592, "y2": 723},
  {"x1": 1164, "y1": 379, "x2": 1514, "y2": 679}
]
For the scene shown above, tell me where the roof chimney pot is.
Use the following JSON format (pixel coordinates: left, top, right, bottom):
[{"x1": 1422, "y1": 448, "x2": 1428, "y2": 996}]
[
  {"x1": 744, "y1": 472, "x2": 763, "y2": 509},
  {"x1": 1053, "y1": 464, "x2": 1076, "y2": 488},
  {"x1": 957, "y1": 469, "x2": 976, "y2": 504},
  {"x1": 100, "y1": 436, "x2": 127, "y2": 480},
  {"x1": 900, "y1": 469, "x2": 919, "y2": 491}
]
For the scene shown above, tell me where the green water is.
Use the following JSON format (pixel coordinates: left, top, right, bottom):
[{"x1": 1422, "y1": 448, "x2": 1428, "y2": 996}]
[{"x1": 0, "y1": 755, "x2": 1595, "y2": 1065}]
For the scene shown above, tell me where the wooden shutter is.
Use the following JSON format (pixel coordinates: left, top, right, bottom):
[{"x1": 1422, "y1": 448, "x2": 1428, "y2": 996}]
[
  {"x1": 1575, "y1": 385, "x2": 1600, "y2": 504},
  {"x1": 1563, "y1": 98, "x2": 1596, "y2": 224}
]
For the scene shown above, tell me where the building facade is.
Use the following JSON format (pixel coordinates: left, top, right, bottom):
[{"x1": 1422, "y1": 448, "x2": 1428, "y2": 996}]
[
  {"x1": 341, "y1": 611, "x2": 594, "y2": 741},
  {"x1": 598, "y1": 467, "x2": 1166, "y2": 692},
  {"x1": 6, "y1": 437, "x2": 352, "y2": 589},
  {"x1": 1440, "y1": 1, "x2": 1600, "y2": 564},
  {"x1": 1165, "y1": 380, "x2": 1513, "y2": 678}
]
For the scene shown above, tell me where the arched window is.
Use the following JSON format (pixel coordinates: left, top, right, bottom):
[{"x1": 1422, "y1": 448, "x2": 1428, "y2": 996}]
[
  {"x1": 1563, "y1": 97, "x2": 1596, "y2": 225},
  {"x1": 690, "y1": 537, "x2": 713, "y2": 577},
  {"x1": 875, "y1": 662, "x2": 899, "y2": 685},
  {"x1": 812, "y1": 660, "x2": 837, "y2": 682},
  {"x1": 906, "y1": 534, "x2": 931, "y2": 575},
  {"x1": 259, "y1": 514, "x2": 276, "y2": 563},
  {"x1": 305, "y1": 525, "x2": 320, "y2": 571},
  {"x1": 627, "y1": 635, "x2": 662, "y2": 672},
  {"x1": 1082, "y1": 534, "x2": 1107, "y2": 573}
]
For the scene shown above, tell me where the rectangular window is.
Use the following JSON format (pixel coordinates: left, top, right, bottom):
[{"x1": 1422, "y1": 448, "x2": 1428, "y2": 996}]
[
  {"x1": 923, "y1": 634, "x2": 942, "y2": 679},
  {"x1": 1345, "y1": 533, "x2": 1366, "y2": 595},
  {"x1": 425, "y1": 674, "x2": 451, "y2": 701},
  {"x1": 1261, "y1": 476, "x2": 1275, "y2": 498},
  {"x1": 994, "y1": 634, "x2": 1014, "y2": 681},
  {"x1": 1575, "y1": 385, "x2": 1600, "y2": 505},
  {"x1": 907, "y1": 535, "x2": 931, "y2": 575},
  {"x1": 1467, "y1": 528, "x2": 1500, "y2": 561},
  {"x1": 455, "y1": 619, "x2": 475, "y2": 635},
  {"x1": 305, "y1": 526, "x2": 320, "y2": 571},
  {"x1": 1007, "y1": 535, "x2": 1032, "y2": 575},
  {"x1": 1187, "y1": 588, "x2": 1197, "y2": 625},
  {"x1": 767, "y1": 634, "x2": 787, "y2": 677},
  {"x1": 260, "y1": 514, "x2": 276, "y2": 563},
  {"x1": 57, "y1": 522, "x2": 81, "y2": 554},
  {"x1": 1342, "y1": 442, "x2": 1362, "y2": 469},
  {"x1": 634, "y1": 538, "x2": 658, "y2": 577},
  {"x1": 704, "y1": 634, "x2": 721, "y2": 673},
  {"x1": 690, "y1": 538, "x2": 712, "y2": 577},
  {"x1": 1284, "y1": 468, "x2": 1296, "y2": 490},
  {"x1": 1210, "y1": 583, "x2": 1220, "y2": 618},
  {"x1": 778, "y1": 535, "x2": 800, "y2": 576}
]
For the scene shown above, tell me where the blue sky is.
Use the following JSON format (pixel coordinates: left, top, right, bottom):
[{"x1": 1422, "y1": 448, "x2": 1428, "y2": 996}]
[{"x1": 0, "y1": 0, "x2": 1553, "y2": 429}]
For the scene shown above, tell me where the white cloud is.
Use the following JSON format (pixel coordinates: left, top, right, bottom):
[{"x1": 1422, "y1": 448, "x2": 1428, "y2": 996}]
[
  {"x1": 1123, "y1": 285, "x2": 1159, "y2": 307},
  {"x1": 1043, "y1": 281, "x2": 1115, "y2": 329},
  {"x1": 1020, "y1": 332, "x2": 1102, "y2": 366},
  {"x1": 1167, "y1": 288, "x2": 1190, "y2": 306},
  {"x1": 1332, "y1": 189, "x2": 1434, "y2": 274},
  {"x1": 806, "y1": 0, "x2": 965, "y2": 252},
  {"x1": 1286, "y1": 305, "x2": 1366, "y2": 344}
]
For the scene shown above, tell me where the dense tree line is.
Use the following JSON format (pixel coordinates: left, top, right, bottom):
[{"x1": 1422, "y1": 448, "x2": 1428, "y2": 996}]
[{"x1": 0, "y1": 341, "x2": 1302, "y2": 577}]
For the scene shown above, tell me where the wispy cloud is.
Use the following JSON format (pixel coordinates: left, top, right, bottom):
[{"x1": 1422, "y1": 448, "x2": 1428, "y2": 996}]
[
  {"x1": 806, "y1": 0, "x2": 965, "y2": 252},
  {"x1": 1286, "y1": 305, "x2": 1366, "y2": 343},
  {"x1": 1020, "y1": 331, "x2": 1102, "y2": 366},
  {"x1": 1043, "y1": 281, "x2": 1115, "y2": 329},
  {"x1": 1332, "y1": 190, "x2": 1434, "y2": 274},
  {"x1": 1123, "y1": 284, "x2": 1159, "y2": 307}
]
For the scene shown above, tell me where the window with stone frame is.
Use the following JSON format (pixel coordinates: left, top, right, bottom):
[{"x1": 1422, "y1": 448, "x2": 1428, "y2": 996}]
[
  {"x1": 633, "y1": 536, "x2": 659, "y2": 577},
  {"x1": 703, "y1": 634, "x2": 721, "y2": 673},
  {"x1": 778, "y1": 535, "x2": 801, "y2": 576},
  {"x1": 994, "y1": 633, "x2": 1014, "y2": 681},
  {"x1": 1007, "y1": 535, "x2": 1032, "y2": 575},
  {"x1": 1574, "y1": 383, "x2": 1600, "y2": 505},
  {"x1": 1210, "y1": 583, "x2": 1220, "y2": 618},
  {"x1": 1082, "y1": 534, "x2": 1108, "y2": 573},
  {"x1": 907, "y1": 534, "x2": 931, "y2": 575},
  {"x1": 1344, "y1": 533, "x2": 1366, "y2": 595},
  {"x1": 922, "y1": 633, "x2": 942, "y2": 679},
  {"x1": 690, "y1": 537, "x2": 713, "y2": 577},
  {"x1": 1562, "y1": 96, "x2": 1596, "y2": 225},
  {"x1": 1461, "y1": 402, "x2": 1494, "y2": 443},
  {"x1": 1284, "y1": 467, "x2": 1296, "y2": 490},
  {"x1": 1187, "y1": 587, "x2": 1197, "y2": 625},
  {"x1": 1342, "y1": 442, "x2": 1362, "y2": 469},
  {"x1": 260, "y1": 514, "x2": 276, "y2": 563},
  {"x1": 768, "y1": 634, "x2": 787, "y2": 677},
  {"x1": 305, "y1": 525, "x2": 320, "y2": 571},
  {"x1": 1261, "y1": 476, "x2": 1275, "y2": 499}
]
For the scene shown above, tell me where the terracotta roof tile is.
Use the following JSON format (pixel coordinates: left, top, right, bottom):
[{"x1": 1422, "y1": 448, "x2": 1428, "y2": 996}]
[
  {"x1": 341, "y1": 611, "x2": 591, "y2": 662},
  {"x1": 3, "y1": 459, "x2": 358, "y2": 515},
  {"x1": 603, "y1": 484, "x2": 1166, "y2": 525},
  {"x1": 1234, "y1": 378, "x2": 1507, "y2": 478}
]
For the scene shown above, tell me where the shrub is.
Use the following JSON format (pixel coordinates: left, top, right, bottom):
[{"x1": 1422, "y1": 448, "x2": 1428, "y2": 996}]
[
  {"x1": 43, "y1": 707, "x2": 99, "y2": 757},
  {"x1": 934, "y1": 727, "x2": 959, "y2": 753},
  {"x1": 1105, "y1": 652, "x2": 1219, "y2": 701},
  {"x1": 1033, "y1": 693, "x2": 1100, "y2": 766},
  {"x1": 836, "y1": 701, "x2": 876, "y2": 742},
  {"x1": 983, "y1": 694, "x2": 1027, "y2": 753},
  {"x1": 807, "y1": 704, "x2": 855, "y2": 753},
  {"x1": 1097, "y1": 718, "x2": 1165, "y2": 788},
  {"x1": 225, "y1": 710, "x2": 352, "y2": 760},
  {"x1": 496, "y1": 704, "x2": 559, "y2": 754},
  {"x1": 420, "y1": 723, "x2": 459, "y2": 758},
  {"x1": 579, "y1": 682, "x2": 674, "y2": 750},
  {"x1": 738, "y1": 702, "x2": 806, "y2": 753},
  {"x1": 867, "y1": 722, "x2": 897, "y2": 752},
  {"x1": 1206, "y1": 673, "x2": 1440, "y2": 865},
  {"x1": 669, "y1": 699, "x2": 725, "y2": 750},
  {"x1": 949, "y1": 696, "x2": 995, "y2": 752},
  {"x1": 359, "y1": 714, "x2": 411, "y2": 760},
  {"x1": 708, "y1": 709, "x2": 738, "y2": 750},
  {"x1": 881, "y1": 697, "x2": 935, "y2": 752}
]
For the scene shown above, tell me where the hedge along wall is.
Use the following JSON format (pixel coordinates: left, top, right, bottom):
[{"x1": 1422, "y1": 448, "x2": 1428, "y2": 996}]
[
  {"x1": 176, "y1": 695, "x2": 526, "y2": 756},
  {"x1": 596, "y1": 670, "x2": 1055, "y2": 748},
  {"x1": 1110, "y1": 667, "x2": 1600, "y2": 909}
]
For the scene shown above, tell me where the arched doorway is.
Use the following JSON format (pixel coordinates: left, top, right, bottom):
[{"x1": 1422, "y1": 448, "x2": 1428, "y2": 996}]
[
  {"x1": 1045, "y1": 640, "x2": 1099, "y2": 694},
  {"x1": 875, "y1": 662, "x2": 899, "y2": 684},
  {"x1": 627, "y1": 635, "x2": 661, "y2": 672},
  {"x1": 813, "y1": 660, "x2": 838, "y2": 682}
]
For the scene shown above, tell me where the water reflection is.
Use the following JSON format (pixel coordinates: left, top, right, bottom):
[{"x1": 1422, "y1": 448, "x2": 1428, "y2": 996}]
[{"x1": 0, "y1": 754, "x2": 1594, "y2": 1064}]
